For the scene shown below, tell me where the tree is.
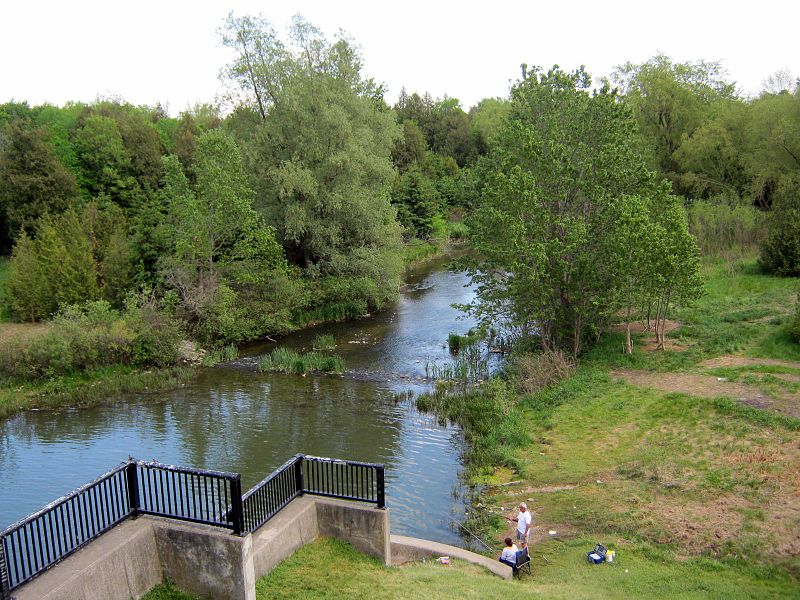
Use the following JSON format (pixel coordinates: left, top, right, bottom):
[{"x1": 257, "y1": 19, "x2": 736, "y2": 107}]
[
  {"x1": 161, "y1": 129, "x2": 291, "y2": 342},
  {"x1": 0, "y1": 121, "x2": 77, "y2": 252},
  {"x1": 612, "y1": 54, "x2": 737, "y2": 188},
  {"x1": 222, "y1": 15, "x2": 404, "y2": 307},
  {"x1": 466, "y1": 65, "x2": 699, "y2": 356}
]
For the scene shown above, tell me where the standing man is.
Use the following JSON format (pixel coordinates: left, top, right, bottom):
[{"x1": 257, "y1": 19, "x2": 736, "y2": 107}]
[{"x1": 512, "y1": 502, "x2": 532, "y2": 544}]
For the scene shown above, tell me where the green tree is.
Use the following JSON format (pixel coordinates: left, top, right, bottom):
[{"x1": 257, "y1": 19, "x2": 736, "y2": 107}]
[
  {"x1": 162, "y1": 129, "x2": 290, "y2": 342},
  {"x1": 0, "y1": 121, "x2": 77, "y2": 252},
  {"x1": 222, "y1": 15, "x2": 404, "y2": 307},
  {"x1": 612, "y1": 54, "x2": 737, "y2": 188},
  {"x1": 466, "y1": 66, "x2": 696, "y2": 356}
]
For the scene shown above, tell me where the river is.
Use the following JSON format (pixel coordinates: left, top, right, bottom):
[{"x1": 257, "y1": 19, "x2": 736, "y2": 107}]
[{"x1": 0, "y1": 257, "x2": 483, "y2": 545}]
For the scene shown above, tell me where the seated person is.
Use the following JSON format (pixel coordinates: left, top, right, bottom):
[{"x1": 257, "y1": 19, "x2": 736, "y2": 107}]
[{"x1": 499, "y1": 537, "x2": 518, "y2": 569}]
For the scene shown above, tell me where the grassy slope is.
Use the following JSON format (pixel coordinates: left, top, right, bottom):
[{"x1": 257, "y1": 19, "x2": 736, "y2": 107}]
[
  {"x1": 255, "y1": 538, "x2": 792, "y2": 599},
  {"x1": 247, "y1": 258, "x2": 798, "y2": 599}
]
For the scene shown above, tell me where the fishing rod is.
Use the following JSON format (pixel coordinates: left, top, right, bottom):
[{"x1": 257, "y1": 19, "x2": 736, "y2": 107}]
[{"x1": 449, "y1": 517, "x2": 495, "y2": 553}]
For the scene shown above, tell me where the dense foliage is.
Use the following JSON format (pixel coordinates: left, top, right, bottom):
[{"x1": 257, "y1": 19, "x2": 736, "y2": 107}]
[
  {"x1": 466, "y1": 66, "x2": 701, "y2": 355},
  {"x1": 0, "y1": 22, "x2": 796, "y2": 355}
]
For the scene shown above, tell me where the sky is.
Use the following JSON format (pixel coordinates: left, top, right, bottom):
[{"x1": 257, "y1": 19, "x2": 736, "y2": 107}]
[{"x1": 2, "y1": 1, "x2": 798, "y2": 115}]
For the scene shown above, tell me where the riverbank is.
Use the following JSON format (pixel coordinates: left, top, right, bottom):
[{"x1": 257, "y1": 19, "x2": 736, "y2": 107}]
[
  {"x1": 0, "y1": 237, "x2": 460, "y2": 419},
  {"x1": 0, "y1": 365, "x2": 194, "y2": 418},
  {"x1": 414, "y1": 256, "x2": 800, "y2": 593}
]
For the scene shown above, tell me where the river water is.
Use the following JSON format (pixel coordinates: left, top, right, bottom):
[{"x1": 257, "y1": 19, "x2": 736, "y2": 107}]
[{"x1": 0, "y1": 258, "x2": 481, "y2": 545}]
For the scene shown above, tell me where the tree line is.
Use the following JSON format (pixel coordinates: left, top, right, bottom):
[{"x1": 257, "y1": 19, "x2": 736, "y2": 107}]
[{"x1": 0, "y1": 14, "x2": 797, "y2": 356}]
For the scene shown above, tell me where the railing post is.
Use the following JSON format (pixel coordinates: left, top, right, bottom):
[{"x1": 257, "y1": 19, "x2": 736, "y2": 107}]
[
  {"x1": 126, "y1": 460, "x2": 140, "y2": 517},
  {"x1": 229, "y1": 475, "x2": 245, "y2": 535},
  {"x1": 294, "y1": 456, "x2": 305, "y2": 495},
  {"x1": 0, "y1": 537, "x2": 10, "y2": 600},
  {"x1": 376, "y1": 466, "x2": 385, "y2": 509}
]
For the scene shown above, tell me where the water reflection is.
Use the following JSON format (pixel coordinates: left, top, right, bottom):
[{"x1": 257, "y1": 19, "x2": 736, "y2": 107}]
[{"x1": 0, "y1": 258, "x2": 478, "y2": 544}]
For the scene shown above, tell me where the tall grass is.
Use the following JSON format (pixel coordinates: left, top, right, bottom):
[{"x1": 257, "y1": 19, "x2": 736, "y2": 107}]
[
  {"x1": 447, "y1": 329, "x2": 480, "y2": 353},
  {"x1": 201, "y1": 344, "x2": 239, "y2": 366},
  {"x1": 258, "y1": 347, "x2": 344, "y2": 375},
  {"x1": 425, "y1": 346, "x2": 489, "y2": 382},
  {"x1": 312, "y1": 334, "x2": 336, "y2": 350}
]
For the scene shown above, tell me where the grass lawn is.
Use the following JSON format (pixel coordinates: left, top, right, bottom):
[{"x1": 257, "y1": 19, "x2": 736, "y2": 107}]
[{"x1": 255, "y1": 537, "x2": 794, "y2": 599}]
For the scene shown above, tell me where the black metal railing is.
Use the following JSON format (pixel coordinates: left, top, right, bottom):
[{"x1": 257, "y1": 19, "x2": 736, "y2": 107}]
[
  {"x1": 0, "y1": 454, "x2": 384, "y2": 595},
  {"x1": 0, "y1": 462, "x2": 131, "y2": 592},
  {"x1": 302, "y1": 455, "x2": 385, "y2": 508},
  {"x1": 242, "y1": 455, "x2": 303, "y2": 532},
  {"x1": 135, "y1": 460, "x2": 244, "y2": 534}
]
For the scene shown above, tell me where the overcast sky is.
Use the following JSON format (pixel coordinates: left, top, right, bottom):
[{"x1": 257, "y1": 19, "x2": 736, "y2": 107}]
[{"x1": 3, "y1": 1, "x2": 798, "y2": 115}]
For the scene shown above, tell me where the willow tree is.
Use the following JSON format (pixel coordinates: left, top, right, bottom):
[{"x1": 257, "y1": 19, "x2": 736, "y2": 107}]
[
  {"x1": 466, "y1": 66, "x2": 700, "y2": 356},
  {"x1": 221, "y1": 14, "x2": 403, "y2": 310}
]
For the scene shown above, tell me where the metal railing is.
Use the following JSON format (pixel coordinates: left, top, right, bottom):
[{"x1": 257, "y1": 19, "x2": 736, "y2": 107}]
[
  {"x1": 242, "y1": 455, "x2": 303, "y2": 532},
  {"x1": 0, "y1": 462, "x2": 131, "y2": 593},
  {"x1": 302, "y1": 455, "x2": 385, "y2": 508},
  {"x1": 135, "y1": 461, "x2": 244, "y2": 534},
  {"x1": 0, "y1": 454, "x2": 384, "y2": 596}
]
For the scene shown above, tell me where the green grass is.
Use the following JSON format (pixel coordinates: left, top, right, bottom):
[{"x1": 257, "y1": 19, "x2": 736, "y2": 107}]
[
  {"x1": 0, "y1": 366, "x2": 193, "y2": 418},
  {"x1": 312, "y1": 334, "x2": 336, "y2": 351},
  {"x1": 256, "y1": 538, "x2": 796, "y2": 599},
  {"x1": 258, "y1": 347, "x2": 344, "y2": 375},
  {"x1": 416, "y1": 256, "x2": 800, "y2": 586},
  {"x1": 0, "y1": 257, "x2": 9, "y2": 322},
  {"x1": 201, "y1": 344, "x2": 239, "y2": 366}
]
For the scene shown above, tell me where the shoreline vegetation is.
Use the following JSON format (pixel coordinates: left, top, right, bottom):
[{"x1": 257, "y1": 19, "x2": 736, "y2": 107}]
[{"x1": 0, "y1": 235, "x2": 457, "y2": 418}]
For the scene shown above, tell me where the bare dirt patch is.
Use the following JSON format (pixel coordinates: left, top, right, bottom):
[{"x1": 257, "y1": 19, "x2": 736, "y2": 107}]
[
  {"x1": 701, "y1": 355, "x2": 800, "y2": 370},
  {"x1": 609, "y1": 320, "x2": 688, "y2": 352},
  {"x1": 614, "y1": 368, "x2": 800, "y2": 417}
]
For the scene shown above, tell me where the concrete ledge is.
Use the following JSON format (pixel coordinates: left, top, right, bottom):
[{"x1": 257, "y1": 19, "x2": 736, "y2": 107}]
[
  {"x1": 14, "y1": 518, "x2": 162, "y2": 600},
  {"x1": 315, "y1": 497, "x2": 391, "y2": 566},
  {"x1": 12, "y1": 497, "x2": 394, "y2": 600},
  {"x1": 390, "y1": 534, "x2": 513, "y2": 580},
  {"x1": 251, "y1": 496, "x2": 318, "y2": 579}
]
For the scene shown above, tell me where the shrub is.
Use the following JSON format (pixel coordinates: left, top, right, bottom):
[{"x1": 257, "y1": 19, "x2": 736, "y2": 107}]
[
  {"x1": 0, "y1": 299, "x2": 182, "y2": 380},
  {"x1": 686, "y1": 200, "x2": 765, "y2": 258},
  {"x1": 760, "y1": 175, "x2": 800, "y2": 276},
  {"x1": 510, "y1": 349, "x2": 575, "y2": 395}
]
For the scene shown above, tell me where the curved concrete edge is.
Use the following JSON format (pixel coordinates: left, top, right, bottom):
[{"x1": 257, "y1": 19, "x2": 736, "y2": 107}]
[{"x1": 390, "y1": 534, "x2": 513, "y2": 580}]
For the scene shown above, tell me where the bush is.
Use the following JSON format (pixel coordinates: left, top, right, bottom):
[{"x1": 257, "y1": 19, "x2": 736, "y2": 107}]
[
  {"x1": 790, "y1": 297, "x2": 800, "y2": 344},
  {"x1": 510, "y1": 350, "x2": 575, "y2": 395},
  {"x1": 686, "y1": 200, "x2": 765, "y2": 258},
  {"x1": 0, "y1": 299, "x2": 182, "y2": 380},
  {"x1": 760, "y1": 175, "x2": 800, "y2": 276}
]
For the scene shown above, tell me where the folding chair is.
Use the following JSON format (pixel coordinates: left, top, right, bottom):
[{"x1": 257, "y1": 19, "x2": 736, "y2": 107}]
[{"x1": 514, "y1": 547, "x2": 532, "y2": 579}]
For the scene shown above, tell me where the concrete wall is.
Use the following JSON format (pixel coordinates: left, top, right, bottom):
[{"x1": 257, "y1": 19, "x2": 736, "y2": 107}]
[
  {"x1": 390, "y1": 534, "x2": 513, "y2": 580},
  {"x1": 14, "y1": 519, "x2": 162, "y2": 600},
  {"x1": 152, "y1": 519, "x2": 255, "y2": 600},
  {"x1": 315, "y1": 497, "x2": 392, "y2": 566},
  {"x1": 250, "y1": 496, "x2": 319, "y2": 579},
  {"x1": 12, "y1": 497, "x2": 392, "y2": 600}
]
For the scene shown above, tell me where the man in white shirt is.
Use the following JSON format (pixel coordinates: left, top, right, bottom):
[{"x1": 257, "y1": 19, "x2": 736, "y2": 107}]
[
  {"x1": 499, "y1": 536, "x2": 518, "y2": 569},
  {"x1": 512, "y1": 502, "x2": 532, "y2": 543}
]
